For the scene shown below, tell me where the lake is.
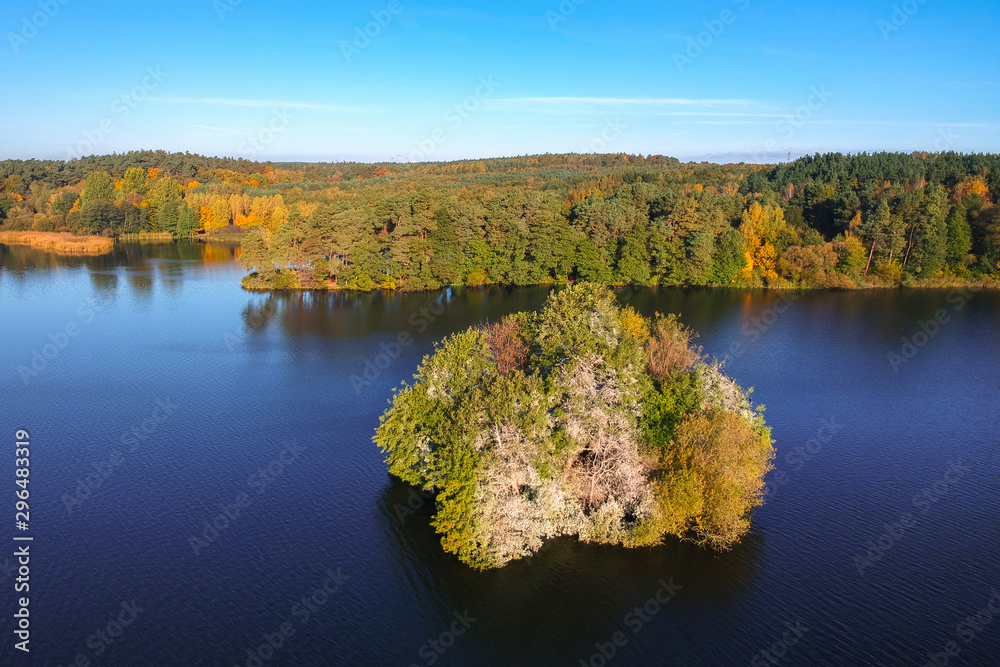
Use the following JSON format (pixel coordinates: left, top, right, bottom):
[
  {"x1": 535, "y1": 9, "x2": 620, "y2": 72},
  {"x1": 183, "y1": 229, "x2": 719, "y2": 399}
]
[{"x1": 1, "y1": 242, "x2": 998, "y2": 666}]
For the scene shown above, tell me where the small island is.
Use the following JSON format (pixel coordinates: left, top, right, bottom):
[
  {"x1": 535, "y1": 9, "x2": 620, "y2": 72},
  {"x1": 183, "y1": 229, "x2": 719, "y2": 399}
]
[{"x1": 375, "y1": 284, "x2": 775, "y2": 569}]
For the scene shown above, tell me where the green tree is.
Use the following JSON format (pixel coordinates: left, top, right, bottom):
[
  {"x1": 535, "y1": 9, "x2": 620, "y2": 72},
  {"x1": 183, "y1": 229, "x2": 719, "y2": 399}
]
[
  {"x1": 710, "y1": 229, "x2": 745, "y2": 285},
  {"x1": 78, "y1": 201, "x2": 122, "y2": 234},
  {"x1": 685, "y1": 232, "x2": 715, "y2": 286},
  {"x1": 80, "y1": 171, "x2": 115, "y2": 205},
  {"x1": 51, "y1": 191, "x2": 78, "y2": 216},
  {"x1": 575, "y1": 236, "x2": 612, "y2": 283},
  {"x1": 910, "y1": 189, "x2": 948, "y2": 277},
  {"x1": 149, "y1": 176, "x2": 183, "y2": 234},
  {"x1": 177, "y1": 207, "x2": 199, "y2": 237},
  {"x1": 617, "y1": 230, "x2": 651, "y2": 285},
  {"x1": 860, "y1": 199, "x2": 892, "y2": 274},
  {"x1": 428, "y1": 210, "x2": 462, "y2": 285},
  {"x1": 945, "y1": 204, "x2": 972, "y2": 268},
  {"x1": 121, "y1": 167, "x2": 150, "y2": 197}
]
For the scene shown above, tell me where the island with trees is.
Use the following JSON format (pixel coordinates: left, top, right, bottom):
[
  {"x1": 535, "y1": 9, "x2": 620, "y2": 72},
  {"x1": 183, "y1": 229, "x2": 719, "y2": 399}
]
[
  {"x1": 374, "y1": 284, "x2": 774, "y2": 569},
  {"x1": 1, "y1": 150, "x2": 998, "y2": 290}
]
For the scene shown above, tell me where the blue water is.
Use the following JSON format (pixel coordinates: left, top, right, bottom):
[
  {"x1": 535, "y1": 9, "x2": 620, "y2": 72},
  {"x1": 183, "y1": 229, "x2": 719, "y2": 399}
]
[{"x1": 1, "y1": 243, "x2": 998, "y2": 666}]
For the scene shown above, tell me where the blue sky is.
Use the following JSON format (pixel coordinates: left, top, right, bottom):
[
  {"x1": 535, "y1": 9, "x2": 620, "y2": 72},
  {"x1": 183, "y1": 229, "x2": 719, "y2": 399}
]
[{"x1": 1, "y1": 0, "x2": 998, "y2": 162}]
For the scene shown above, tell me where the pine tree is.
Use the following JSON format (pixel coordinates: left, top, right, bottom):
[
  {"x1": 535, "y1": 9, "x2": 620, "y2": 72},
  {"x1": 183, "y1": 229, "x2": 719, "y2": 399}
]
[{"x1": 945, "y1": 204, "x2": 973, "y2": 268}]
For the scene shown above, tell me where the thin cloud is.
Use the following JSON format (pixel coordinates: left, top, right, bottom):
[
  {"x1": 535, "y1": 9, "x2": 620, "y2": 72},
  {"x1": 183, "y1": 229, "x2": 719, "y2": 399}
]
[
  {"x1": 497, "y1": 97, "x2": 758, "y2": 106},
  {"x1": 154, "y1": 97, "x2": 364, "y2": 111},
  {"x1": 807, "y1": 120, "x2": 1000, "y2": 128},
  {"x1": 649, "y1": 111, "x2": 786, "y2": 118}
]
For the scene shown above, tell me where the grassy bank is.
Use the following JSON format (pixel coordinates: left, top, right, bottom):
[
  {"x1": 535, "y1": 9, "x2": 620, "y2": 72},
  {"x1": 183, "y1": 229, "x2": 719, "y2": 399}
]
[
  {"x1": 118, "y1": 232, "x2": 174, "y2": 243},
  {"x1": 201, "y1": 233, "x2": 245, "y2": 243},
  {"x1": 0, "y1": 231, "x2": 115, "y2": 256}
]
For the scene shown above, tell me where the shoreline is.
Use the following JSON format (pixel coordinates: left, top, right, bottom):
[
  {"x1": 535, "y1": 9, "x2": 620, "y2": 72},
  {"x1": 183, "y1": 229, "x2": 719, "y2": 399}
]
[{"x1": 239, "y1": 276, "x2": 1000, "y2": 293}]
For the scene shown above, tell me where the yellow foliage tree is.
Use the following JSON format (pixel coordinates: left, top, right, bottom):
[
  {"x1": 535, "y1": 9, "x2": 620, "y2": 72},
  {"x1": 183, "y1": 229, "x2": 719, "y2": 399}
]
[
  {"x1": 296, "y1": 201, "x2": 319, "y2": 220},
  {"x1": 200, "y1": 205, "x2": 213, "y2": 230},
  {"x1": 234, "y1": 213, "x2": 260, "y2": 228},
  {"x1": 847, "y1": 211, "x2": 863, "y2": 238},
  {"x1": 268, "y1": 197, "x2": 289, "y2": 232},
  {"x1": 739, "y1": 202, "x2": 785, "y2": 282},
  {"x1": 207, "y1": 196, "x2": 231, "y2": 230},
  {"x1": 955, "y1": 177, "x2": 993, "y2": 206}
]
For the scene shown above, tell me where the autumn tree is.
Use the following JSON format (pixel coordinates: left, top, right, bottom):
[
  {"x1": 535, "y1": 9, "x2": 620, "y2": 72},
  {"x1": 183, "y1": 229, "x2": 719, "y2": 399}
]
[
  {"x1": 739, "y1": 201, "x2": 785, "y2": 283},
  {"x1": 375, "y1": 284, "x2": 773, "y2": 568}
]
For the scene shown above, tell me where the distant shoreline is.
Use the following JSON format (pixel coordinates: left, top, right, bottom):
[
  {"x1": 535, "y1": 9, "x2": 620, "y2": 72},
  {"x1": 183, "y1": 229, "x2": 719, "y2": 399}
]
[{"x1": 239, "y1": 276, "x2": 1000, "y2": 293}]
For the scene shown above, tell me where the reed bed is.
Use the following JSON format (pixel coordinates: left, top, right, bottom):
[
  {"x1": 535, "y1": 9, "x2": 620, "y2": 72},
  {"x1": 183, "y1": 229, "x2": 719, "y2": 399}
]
[
  {"x1": 201, "y1": 232, "x2": 246, "y2": 242},
  {"x1": 0, "y1": 231, "x2": 115, "y2": 255},
  {"x1": 118, "y1": 232, "x2": 175, "y2": 243}
]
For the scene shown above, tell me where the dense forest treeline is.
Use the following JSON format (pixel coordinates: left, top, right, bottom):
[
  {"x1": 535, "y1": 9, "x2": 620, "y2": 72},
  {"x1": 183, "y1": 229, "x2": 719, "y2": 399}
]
[{"x1": 1, "y1": 150, "x2": 999, "y2": 289}]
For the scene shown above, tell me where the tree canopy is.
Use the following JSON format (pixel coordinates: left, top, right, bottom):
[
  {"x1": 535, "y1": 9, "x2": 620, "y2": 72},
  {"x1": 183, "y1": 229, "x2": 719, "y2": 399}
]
[{"x1": 374, "y1": 284, "x2": 774, "y2": 569}]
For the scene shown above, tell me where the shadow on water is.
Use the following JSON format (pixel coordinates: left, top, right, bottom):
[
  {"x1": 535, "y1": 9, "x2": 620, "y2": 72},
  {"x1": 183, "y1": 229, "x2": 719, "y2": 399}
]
[
  {"x1": 374, "y1": 476, "x2": 764, "y2": 662},
  {"x1": 237, "y1": 285, "x2": 558, "y2": 342},
  {"x1": 89, "y1": 270, "x2": 118, "y2": 295},
  {"x1": 0, "y1": 239, "x2": 242, "y2": 272}
]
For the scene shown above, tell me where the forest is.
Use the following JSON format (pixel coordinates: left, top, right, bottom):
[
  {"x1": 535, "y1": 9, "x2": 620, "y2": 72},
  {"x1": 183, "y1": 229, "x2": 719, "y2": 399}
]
[
  {"x1": 375, "y1": 283, "x2": 774, "y2": 569},
  {"x1": 1, "y1": 150, "x2": 999, "y2": 290}
]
